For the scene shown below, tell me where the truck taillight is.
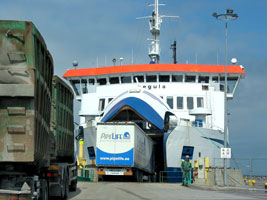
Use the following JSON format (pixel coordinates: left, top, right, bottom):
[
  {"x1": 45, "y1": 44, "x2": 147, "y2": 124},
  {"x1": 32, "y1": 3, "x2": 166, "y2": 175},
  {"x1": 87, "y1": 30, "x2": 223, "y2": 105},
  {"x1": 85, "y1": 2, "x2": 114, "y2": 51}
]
[
  {"x1": 124, "y1": 169, "x2": 133, "y2": 176},
  {"x1": 47, "y1": 172, "x2": 51, "y2": 177},
  {"x1": 47, "y1": 172, "x2": 59, "y2": 177},
  {"x1": 52, "y1": 172, "x2": 59, "y2": 177},
  {"x1": 97, "y1": 168, "x2": 105, "y2": 175},
  {"x1": 49, "y1": 165, "x2": 59, "y2": 170},
  {"x1": 9, "y1": 196, "x2": 18, "y2": 200}
]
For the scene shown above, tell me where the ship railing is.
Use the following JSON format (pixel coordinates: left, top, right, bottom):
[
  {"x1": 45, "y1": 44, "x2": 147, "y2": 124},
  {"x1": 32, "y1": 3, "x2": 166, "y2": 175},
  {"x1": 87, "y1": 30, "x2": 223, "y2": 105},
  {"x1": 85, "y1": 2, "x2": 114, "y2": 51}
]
[{"x1": 179, "y1": 118, "x2": 215, "y2": 130}]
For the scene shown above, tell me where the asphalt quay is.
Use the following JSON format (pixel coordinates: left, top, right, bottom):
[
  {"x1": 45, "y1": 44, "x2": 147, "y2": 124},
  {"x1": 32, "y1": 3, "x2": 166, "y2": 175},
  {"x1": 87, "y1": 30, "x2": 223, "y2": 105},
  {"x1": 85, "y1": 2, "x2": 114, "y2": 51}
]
[{"x1": 69, "y1": 182, "x2": 267, "y2": 200}]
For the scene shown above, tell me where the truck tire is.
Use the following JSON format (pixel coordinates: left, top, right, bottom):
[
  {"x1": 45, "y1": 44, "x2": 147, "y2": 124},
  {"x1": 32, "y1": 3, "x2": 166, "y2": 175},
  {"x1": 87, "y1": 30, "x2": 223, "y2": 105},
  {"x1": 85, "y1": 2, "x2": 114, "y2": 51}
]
[
  {"x1": 135, "y1": 170, "x2": 143, "y2": 182},
  {"x1": 60, "y1": 170, "x2": 69, "y2": 200},
  {"x1": 39, "y1": 179, "x2": 48, "y2": 200},
  {"x1": 63, "y1": 172, "x2": 69, "y2": 199},
  {"x1": 69, "y1": 179, "x2": 77, "y2": 191},
  {"x1": 64, "y1": 178, "x2": 69, "y2": 199}
]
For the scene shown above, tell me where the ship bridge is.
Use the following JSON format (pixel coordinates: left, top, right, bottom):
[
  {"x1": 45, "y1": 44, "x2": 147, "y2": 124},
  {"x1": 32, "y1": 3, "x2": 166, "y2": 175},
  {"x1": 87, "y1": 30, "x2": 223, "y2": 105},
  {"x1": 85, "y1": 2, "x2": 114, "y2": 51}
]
[{"x1": 63, "y1": 63, "x2": 245, "y2": 132}]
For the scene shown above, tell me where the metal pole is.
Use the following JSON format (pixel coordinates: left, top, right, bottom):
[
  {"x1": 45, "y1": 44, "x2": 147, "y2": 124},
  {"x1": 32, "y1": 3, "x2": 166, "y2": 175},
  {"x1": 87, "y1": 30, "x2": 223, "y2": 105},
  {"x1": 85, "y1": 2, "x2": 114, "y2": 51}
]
[
  {"x1": 223, "y1": 20, "x2": 228, "y2": 186},
  {"x1": 250, "y1": 158, "x2": 252, "y2": 180}
]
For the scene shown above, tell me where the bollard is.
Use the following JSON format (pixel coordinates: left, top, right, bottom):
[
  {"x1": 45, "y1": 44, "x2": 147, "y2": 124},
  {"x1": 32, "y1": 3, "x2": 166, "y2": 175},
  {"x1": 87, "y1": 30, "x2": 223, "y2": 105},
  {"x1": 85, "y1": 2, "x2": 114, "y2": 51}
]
[
  {"x1": 252, "y1": 180, "x2": 256, "y2": 186},
  {"x1": 265, "y1": 183, "x2": 267, "y2": 192},
  {"x1": 244, "y1": 178, "x2": 247, "y2": 184}
]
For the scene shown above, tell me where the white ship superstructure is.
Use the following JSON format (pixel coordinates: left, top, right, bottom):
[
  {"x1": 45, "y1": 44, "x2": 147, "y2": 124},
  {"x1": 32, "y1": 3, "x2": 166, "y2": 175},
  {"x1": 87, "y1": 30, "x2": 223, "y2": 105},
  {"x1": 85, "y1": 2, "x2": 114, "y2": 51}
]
[{"x1": 63, "y1": 0, "x2": 245, "y2": 182}]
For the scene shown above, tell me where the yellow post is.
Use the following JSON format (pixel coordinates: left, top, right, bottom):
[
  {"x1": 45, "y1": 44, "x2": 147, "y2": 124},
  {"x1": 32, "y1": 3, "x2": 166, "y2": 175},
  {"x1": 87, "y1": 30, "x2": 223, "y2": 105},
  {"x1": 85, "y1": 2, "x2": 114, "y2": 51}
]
[
  {"x1": 194, "y1": 160, "x2": 199, "y2": 168},
  {"x1": 252, "y1": 180, "x2": 256, "y2": 186},
  {"x1": 204, "y1": 157, "x2": 210, "y2": 181},
  {"x1": 79, "y1": 140, "x2": 84, "y2": 158},
  {"x1": 77, "y1": 140, "x2": 87, "y2": 169}
]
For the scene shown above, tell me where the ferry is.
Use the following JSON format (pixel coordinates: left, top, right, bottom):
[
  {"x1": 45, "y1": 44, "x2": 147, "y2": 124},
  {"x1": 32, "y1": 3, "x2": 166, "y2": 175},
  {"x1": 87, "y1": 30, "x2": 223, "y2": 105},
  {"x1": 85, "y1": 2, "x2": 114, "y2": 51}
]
[{"x1": 63, "y1": 0, "x2": 245, "y2": 181}]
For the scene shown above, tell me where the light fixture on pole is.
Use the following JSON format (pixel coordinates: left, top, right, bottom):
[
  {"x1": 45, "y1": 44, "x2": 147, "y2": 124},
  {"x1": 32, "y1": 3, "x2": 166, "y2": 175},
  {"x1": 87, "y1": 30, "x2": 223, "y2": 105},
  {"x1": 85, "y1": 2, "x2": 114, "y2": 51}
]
[
  {"x1": 120, "y1": 57, "x2": 124, "y2": 66},
  {"x1": 72, "y1": 60, "x2": 78, "y2": 69},
  {"x1": 212, "y1": 9, "x2": 238, "y2": 186}
]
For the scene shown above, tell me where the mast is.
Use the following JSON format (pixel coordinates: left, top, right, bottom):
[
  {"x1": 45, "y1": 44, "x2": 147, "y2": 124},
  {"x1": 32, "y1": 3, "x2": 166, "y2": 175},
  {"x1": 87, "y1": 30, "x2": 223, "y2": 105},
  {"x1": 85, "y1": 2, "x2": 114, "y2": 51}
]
[
  {"x1": 137, "y1": 0, "x2": 179, "y2": 64},
  {"x1": 148, "y1": 0, "x2": 161, "y2": 63},
  {"x1": 170, "y1": 40, "x2": 177, "y2": 64}
]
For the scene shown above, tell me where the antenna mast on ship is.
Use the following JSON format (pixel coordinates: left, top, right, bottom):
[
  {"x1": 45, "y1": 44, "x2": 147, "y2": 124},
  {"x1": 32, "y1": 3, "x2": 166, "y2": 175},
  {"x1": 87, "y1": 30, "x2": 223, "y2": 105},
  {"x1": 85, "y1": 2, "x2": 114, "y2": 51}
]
[{"x1": 137, "y1": 0, "x2": 179, "y2": 64}]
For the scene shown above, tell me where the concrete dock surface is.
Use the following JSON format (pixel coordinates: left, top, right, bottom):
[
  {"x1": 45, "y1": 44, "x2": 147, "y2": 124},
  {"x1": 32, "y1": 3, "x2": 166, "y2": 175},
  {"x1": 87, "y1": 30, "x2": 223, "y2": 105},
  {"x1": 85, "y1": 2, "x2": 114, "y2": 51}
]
[{"x1": 69, "y1": 182, "x2": 267, "y2": 200}]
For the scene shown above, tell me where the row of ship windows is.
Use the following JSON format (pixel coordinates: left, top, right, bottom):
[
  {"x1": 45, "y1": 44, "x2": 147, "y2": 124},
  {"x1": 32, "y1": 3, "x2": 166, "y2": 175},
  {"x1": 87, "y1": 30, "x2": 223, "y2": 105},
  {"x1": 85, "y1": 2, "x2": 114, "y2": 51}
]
[
  {"x1": 70, "y1": 75, "x2": 238, "y2": 96},
  {"x1": 98, "y1": 96, "x2": 204, "y2": 111}
]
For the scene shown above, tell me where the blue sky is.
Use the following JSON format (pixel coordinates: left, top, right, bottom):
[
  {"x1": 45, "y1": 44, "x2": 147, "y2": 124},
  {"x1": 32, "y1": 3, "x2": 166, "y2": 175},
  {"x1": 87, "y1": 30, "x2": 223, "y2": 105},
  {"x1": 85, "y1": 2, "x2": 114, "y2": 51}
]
[{"x1": 1, "y1": 0, "x2": 266, "y2": 175}]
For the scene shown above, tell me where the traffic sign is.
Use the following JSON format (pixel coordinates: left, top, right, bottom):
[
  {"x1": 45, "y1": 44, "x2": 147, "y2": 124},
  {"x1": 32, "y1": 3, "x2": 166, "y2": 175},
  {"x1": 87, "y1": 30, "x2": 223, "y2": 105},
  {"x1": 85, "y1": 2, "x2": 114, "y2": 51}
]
[{"x1": 221, "y1": 148, "x2": 231, "y2": 159}]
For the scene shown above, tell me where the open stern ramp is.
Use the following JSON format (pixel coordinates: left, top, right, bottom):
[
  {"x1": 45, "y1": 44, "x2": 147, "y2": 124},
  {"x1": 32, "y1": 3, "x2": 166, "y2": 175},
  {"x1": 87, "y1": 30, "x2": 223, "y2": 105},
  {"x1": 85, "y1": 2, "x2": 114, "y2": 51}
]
[{"x1": 100, "y1": 89, "x2": 175, "y2": 131}]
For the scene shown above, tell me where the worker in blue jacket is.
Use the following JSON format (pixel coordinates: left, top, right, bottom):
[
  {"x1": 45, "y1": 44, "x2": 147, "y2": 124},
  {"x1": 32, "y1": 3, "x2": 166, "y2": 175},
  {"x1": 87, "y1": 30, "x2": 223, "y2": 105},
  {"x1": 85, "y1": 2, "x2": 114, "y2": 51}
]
[{"x1": 181, "y1": 155, "x2": 191, "y2": 186}]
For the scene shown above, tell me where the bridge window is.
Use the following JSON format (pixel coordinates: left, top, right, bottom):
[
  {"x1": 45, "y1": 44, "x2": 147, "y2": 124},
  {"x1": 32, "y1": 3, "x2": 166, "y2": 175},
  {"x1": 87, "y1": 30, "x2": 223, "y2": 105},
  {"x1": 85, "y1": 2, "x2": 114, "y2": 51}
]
[
  {"x1": 172, "y1": 75, "x2": 183, "y2": 82},
  {"x1": 227, "y1": 77, "x2": 238, "y2": 93},
  {"x1": 187, "y1": 97, "x2": 194, "y2": 109},
  {"x1": 198, "y1": 76, "x2": 209, "y2": 83},
  {"x1": 98, "y1": 98, "x2": 105, "y2": 111},
  {"x1": 167, "y1": 96, "x2": 173, "y2": 109},
  {"x1": 159, "y1": 75, "x2": 170, "y2": 82},
  {"x1": 146, "y1": 75, "x2": 157, "y2": 82},
  {"x1": 202, "y1": 85, "x2": 209, "y2": 91},
  {"x1": 97, "y1": 78, "x2": 107, "y2": 85},
  {"x1": 81, "y1": 79, "x2": 88, "y2": 94},
  {"x1": 89, "y1": 79, "x2": 95, "y2": 85},
  {"x1": 220, "y1": 77, "x2": 226, "y2": 91},
  {"x1": 185, "y1": 75, "x2": 196, "y2": 83},
  {"x1": 177, "y1": 97, "x2": 183, "y2": 109},
  {"x1": 110, "y1": 77, "x2": 119, "y2": 84},
  {"x1": 197, "y1": 97, "x2": 204, "y2": 108},
  {"x1": 133, "y1": 75, "x2": 144, "y2": 83},
  {"x1": 212, "y1": 76, "x2": 219, "y2": 83},
  {"x1": 70, "y1": 79, "x2": 81, "y2": 96},
  {"x1": 121, "y1": 76, "x2": 131, "y2": 83}
]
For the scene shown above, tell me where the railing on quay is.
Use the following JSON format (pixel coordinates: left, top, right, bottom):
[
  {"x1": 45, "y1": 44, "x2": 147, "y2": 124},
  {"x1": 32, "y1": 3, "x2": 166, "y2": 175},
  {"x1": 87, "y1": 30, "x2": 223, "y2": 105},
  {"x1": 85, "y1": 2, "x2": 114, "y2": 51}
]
[{"x1": 213, "y1": 157, "x2": 267, "y2": 179}]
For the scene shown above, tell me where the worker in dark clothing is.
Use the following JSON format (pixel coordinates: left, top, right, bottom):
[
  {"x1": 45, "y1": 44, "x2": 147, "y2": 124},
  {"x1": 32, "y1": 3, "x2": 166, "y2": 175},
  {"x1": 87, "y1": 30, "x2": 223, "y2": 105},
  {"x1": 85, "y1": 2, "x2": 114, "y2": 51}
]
[{"x1": 181, "y1": 155, "x2": 191, "y2": 186}]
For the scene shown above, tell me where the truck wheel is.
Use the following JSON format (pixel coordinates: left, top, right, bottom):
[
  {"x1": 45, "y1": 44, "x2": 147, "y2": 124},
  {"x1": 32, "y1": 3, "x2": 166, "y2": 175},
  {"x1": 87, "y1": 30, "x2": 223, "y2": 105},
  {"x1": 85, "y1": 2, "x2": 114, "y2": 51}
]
[
  {"x1": 69, "y1": 179, "x2": 77, "y2": 191},
  {"x1": 135, "y1": 170, "x2": 143, "y2": 182},
  {"x1": 39, "y1": 179, "x2": 48, "y2": 200},
  {"x1": 60, "y1": 172, "x2": 69, "y2": 200},
  {"x1": 139, "y1": 171, "x2": 144, "y2": 183},
  {"x1": 64, "y1": 174, "x2": 69, "y2": 199}
]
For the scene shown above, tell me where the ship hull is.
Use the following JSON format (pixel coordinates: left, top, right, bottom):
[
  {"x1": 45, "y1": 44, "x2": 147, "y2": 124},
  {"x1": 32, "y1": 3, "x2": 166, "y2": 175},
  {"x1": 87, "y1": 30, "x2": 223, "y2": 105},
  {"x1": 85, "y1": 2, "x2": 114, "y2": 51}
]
[{"x1": 164, "y1": 125, "x2": 228, "y2": 182}]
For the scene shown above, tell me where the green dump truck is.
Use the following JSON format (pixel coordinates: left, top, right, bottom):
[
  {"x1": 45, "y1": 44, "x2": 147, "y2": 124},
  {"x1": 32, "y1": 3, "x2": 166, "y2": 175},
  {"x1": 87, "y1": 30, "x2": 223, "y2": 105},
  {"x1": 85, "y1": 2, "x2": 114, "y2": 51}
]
[{"x1": 0, "y1": 20, "x2": 77, "y2": 200}]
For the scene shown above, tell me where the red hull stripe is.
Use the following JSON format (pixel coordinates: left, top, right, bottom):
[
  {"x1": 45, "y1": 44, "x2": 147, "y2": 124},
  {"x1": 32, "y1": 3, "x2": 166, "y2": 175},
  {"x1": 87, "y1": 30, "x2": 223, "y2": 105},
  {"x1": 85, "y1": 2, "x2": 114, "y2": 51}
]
[{"x1": 62, "y1": 64, "x2": 245, "y2": 78}]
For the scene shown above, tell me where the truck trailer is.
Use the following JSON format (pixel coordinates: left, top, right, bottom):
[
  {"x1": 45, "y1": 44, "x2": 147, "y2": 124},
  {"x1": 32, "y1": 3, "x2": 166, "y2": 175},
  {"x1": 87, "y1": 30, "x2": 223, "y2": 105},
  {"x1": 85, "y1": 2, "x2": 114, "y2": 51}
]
[
  {"x1": 0, "y1": 20, "x2": 76, "y2": 200},
  {"x1": 96, "y1": 122, "x2": 154, "y2": 181}
]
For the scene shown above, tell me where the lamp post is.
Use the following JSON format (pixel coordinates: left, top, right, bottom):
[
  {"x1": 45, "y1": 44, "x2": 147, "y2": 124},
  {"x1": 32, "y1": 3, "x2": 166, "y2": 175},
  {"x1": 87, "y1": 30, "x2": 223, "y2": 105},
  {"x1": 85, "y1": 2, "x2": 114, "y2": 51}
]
[{"x1": 213, "y1": 9, "x2": 238, "y2": 186}]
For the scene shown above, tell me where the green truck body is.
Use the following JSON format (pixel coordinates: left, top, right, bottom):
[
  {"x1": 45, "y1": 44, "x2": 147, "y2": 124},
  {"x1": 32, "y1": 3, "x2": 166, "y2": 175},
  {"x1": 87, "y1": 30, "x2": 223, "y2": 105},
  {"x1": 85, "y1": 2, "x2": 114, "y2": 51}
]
[
  {"x1": 0, "y1": 20, "x2": 53, "y2": 166},
  {"x1": 51, "y1": 75, "x2": 75, "y2": 162},
  {"x1": 0, "y1": 20, "x2": 77, "y2": 199}
]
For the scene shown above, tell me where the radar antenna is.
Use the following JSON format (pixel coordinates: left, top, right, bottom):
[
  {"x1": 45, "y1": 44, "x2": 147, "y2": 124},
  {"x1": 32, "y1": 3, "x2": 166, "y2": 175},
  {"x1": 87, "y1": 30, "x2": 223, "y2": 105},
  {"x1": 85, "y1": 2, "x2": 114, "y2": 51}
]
[{"x1": 137, "y1": 0, "x2": 179, "y2": 64}]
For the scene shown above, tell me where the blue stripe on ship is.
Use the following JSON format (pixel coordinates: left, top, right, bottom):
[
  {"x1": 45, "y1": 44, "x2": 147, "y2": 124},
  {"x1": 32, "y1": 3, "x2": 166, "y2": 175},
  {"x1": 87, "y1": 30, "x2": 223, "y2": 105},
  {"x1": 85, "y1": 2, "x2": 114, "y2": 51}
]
[{"x1": 101, "y1": 97, "x2": 164, "y2": 130}]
